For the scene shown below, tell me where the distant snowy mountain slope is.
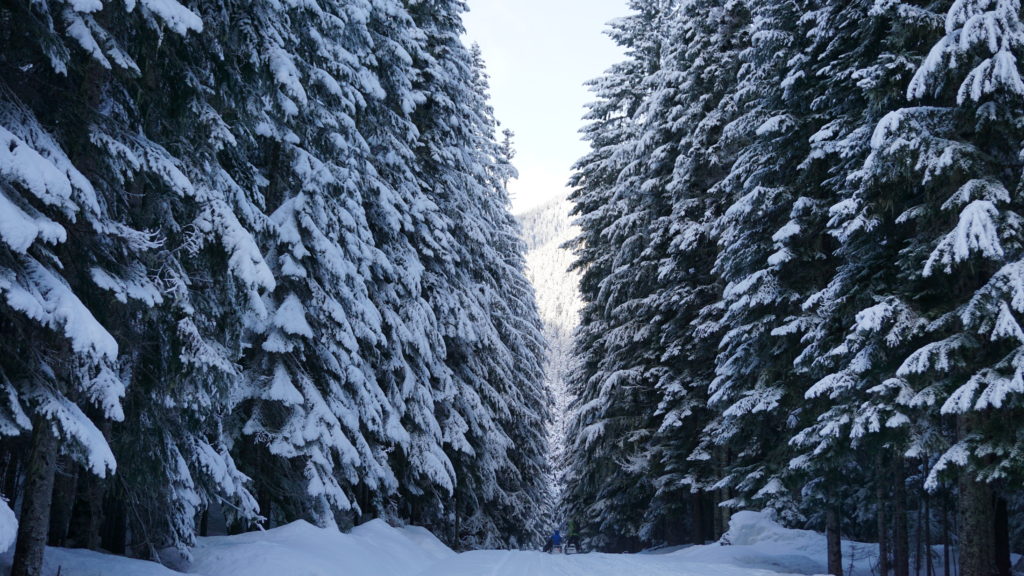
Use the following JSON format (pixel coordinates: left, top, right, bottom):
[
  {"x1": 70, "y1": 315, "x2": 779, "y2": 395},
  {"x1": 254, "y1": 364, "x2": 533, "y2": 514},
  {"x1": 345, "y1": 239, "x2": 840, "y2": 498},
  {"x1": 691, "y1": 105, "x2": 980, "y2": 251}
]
[{"x1": 516, "y1": 198, "x2": 582, "y2": 512}]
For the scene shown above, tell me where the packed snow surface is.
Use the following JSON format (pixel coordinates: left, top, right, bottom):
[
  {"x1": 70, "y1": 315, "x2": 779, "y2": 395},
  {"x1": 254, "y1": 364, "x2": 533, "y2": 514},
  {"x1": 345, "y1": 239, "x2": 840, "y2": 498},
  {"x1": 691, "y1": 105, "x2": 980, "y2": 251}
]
[
  {"x1": 0, "y1": 511, "x2": 879, "y2": 576},
  {"x1": 416, "y1": 549, "x2": 804, "y2": 576}
]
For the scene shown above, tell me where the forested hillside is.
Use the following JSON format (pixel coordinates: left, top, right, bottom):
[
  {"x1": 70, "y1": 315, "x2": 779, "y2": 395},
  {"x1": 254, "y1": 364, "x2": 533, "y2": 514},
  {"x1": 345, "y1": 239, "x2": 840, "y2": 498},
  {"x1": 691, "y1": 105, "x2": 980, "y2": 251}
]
[
  {"x1": 566, "y1": 0, "x2": 1024, "y2": 574},
  {"x1": 518, "y1": 198, "x2": 582, "y2": 516},
  {"x1": 0, "y1": 1, "x2": 548, "y2": 575}
]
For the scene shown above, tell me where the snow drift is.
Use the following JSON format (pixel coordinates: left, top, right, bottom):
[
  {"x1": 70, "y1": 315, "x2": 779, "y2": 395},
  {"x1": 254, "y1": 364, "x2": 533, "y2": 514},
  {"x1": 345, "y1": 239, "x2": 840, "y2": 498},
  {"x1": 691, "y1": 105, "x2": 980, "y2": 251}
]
[
  {"x1": 1, "y1": 518, "x2": 453, "y2": 576},
  {"x1": 669, "y1": 511, "x2": 879, "y2": 576},
  {"x1": 191, "y1": 519, "x2": 454, "y2": 576}
]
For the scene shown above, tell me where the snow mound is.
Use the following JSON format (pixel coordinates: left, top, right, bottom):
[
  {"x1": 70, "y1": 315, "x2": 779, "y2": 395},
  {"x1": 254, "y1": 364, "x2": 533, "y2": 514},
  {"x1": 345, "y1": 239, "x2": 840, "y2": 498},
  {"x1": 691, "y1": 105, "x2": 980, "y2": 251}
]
[
  {"x1": 0, "y1": 499, "x2": 15, "y2": 554},
  {"x1": 1, "y1": 546, "x2": 186, "y2": 576},
  {"x1": 190, "y1": 519, "x2": 455, "y2": 576},
  {"x1": 670, "y1": 510, "x2": 878, "y2": 576},
  {"x1": 1, "y1": 519, "x2": 454, "y2": 576},
  {"x1": 723, "y1": 510, "x2": 819, "y2": 547},
  {"x1": 389, "y1": 524, "x2": 455, "y2": 562}
]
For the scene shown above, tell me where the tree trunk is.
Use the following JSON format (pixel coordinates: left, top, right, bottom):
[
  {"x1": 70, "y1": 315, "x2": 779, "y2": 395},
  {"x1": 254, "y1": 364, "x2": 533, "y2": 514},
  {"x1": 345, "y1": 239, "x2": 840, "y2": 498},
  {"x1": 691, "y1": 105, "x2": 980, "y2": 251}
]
[
  {"x1": 895, "y1": 459, "x2": 910, "y2": 576},
  {"x1": 878, "y1": 467, "x2": 890, "y2": 576},
  {"x1": 916, "y1": 489, "x2": 923, "y2": 576},
  {"x1": 716, "y1": 449, "x2": 732, "y2": 539},
  {"x1": 453, "y1": 490, "x2": 461, "y2": 549},
  {"x1": 68, "y1": 471, "x2": 105, "y2": 549},
  {"x1": 199, "y1": 508, "x2": 209, "y2": 538},
  {"x1": 718, "y1": 495, "x2": 731, "y2": 540},
  {"x1": 11, "y1": 424, "x2": 59, "y2": 576},
  {"x1": 925, "y1": 493, "x2": 934, "y2": 576},
  {"x1": 827, "y1": 506, "x2": 843, "y2": 576},
  {"x1": 1, "y1": 443, "x2": 24, "y2": 507},
  {"x1": 994, "y1": 497, "x2": 1009, "y2": 576},
  {"x1": 691, "y1": 492, "x2": 706, "y2": 544},
  {"x1": 712, "y1": 490, "x2": 724, "y2": 540},
  {"x1": 958, "y1": 472, "x2": 997, "y2": 576},
  {"x1": 100, "y1": 485, "x2": 126, "y2": 554},
  {"x1": 48, "y1": 457, "x2": 78, "y2": 547},
  {"x1": 942, "y1": 491, "x2": 950, "y2": 576},
  {"x1": 258, "y1": 480, "x2": 272, "y2": 530}
]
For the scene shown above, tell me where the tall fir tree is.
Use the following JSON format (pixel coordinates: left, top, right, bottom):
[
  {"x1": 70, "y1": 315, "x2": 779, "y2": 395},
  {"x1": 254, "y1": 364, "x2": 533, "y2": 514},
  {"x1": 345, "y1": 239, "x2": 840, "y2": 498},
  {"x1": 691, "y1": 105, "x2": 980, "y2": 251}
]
[
  {"x1": 564, "y1": 0, "x2": 676, "y2": 551},
  {"x1": 1, "y1": 0, "x2": 551, "y2": 572}
]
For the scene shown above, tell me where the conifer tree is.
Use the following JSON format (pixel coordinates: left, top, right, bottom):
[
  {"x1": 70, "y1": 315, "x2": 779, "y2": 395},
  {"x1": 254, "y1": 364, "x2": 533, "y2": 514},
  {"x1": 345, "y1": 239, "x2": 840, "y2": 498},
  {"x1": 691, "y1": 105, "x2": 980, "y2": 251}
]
[
  {"x1": 860, "y1": 0, "x2": 1024, "y2": 571},
  {"x1": 697, "y1": 0, "x2": 810, "y2": 526},
  {"x1": 2, "y1": 0, "x2": 550, "y2": 568},
  {"x1": 403, "y1": 1, "x2": 549, "y2": 545},
  {"x1": 564, "y1": 0, "x2": 676, "y2": 550}
]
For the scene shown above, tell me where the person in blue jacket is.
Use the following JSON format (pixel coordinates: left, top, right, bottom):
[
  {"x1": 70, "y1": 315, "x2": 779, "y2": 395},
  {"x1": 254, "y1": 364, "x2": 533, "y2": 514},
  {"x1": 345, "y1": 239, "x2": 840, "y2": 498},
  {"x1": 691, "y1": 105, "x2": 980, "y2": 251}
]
[{"x1": 542, "y1": 528, "x2": 561, "y2": 553}]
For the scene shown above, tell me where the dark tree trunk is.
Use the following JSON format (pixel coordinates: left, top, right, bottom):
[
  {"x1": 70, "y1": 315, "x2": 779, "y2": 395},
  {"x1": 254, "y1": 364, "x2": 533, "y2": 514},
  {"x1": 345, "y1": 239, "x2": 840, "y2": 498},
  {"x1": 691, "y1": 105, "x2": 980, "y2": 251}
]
[
  {"x1": 895, "y1": 459, "x2": 910, "y2": 576},
  {"x1": 453, "y1": 490, "x2": 461, "y2": 548},
  {"x1": 925, "y1": 494, "x2": 934, "y2": 576},
  {"x1": 994, "y1": 497, "x2": 1009, "y2": 576},
  {"x1": 199, "y1": 508, "x2": 209, "y2": 538},
  {"x1": 942, "y1": 491, "x2": 950, "y2": 576},
  {"x1": 718, "y1": 496, "x2": 731, "y2": 540},
  {"x1": 827, "y1": 506, "x2": 843, "y2": 576},
  {"x1": 48, "y1": 457, "x2": 78, "y2": 547},
  {"x1": 712, "y1": 490, "x2": 724, "y2": 539},
  {"x1": 1, "y1": 442, "x2": 24, "y2": 506},
  {"x1": 958, "y1": 472, "x2": 997, "y2": 576},
  {"x1": 666, "y1": 509, "x2": 686, "y2": 545},
  {"x1": 879, "y1": 478, "x2": 890, "y2": 576},
  {"x1": 11, "y1": 424, "x2": 59, "y2": 576},
  {"x1": 691, "y1": 492, "x2": 706, "y2": 544},
  {"x1": 100, "y1": 486, "x2": 127, "y2": 555},
  {"x1": 916, "y1": 489, "x2": 923, "y2": 576},
  {"x1": 716, "y1": 450, "x2": 731, "y2": 539},
  {"x1": 704, "y1": 493, "x2": 716, "y2": 543},
  {"x1": 68, "y1": 471, "x2": 105, "y2": 549},
  {"x1": 258, "y1": 484, "x2": 273, "y2": 530},
  {"x1": 255, "y1": 448, "x2": 273, "y2": 531}
]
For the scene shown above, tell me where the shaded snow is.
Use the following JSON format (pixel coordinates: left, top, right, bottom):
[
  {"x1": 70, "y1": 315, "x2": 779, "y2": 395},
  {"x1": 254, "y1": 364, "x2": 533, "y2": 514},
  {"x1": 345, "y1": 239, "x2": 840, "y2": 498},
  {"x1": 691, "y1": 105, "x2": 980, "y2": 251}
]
[
  {"x1": 0, "y1": 505, "x2": 897, "y2": 576},
  {"x1": 190, "y1": 519, "x2": 453, "y2": 576},
  {"x1": 1, "y1": 518, "x2": 453, "y2": 576},
  {"x1": 0, "y1": 499, "x2": 14, "y2": 555}
]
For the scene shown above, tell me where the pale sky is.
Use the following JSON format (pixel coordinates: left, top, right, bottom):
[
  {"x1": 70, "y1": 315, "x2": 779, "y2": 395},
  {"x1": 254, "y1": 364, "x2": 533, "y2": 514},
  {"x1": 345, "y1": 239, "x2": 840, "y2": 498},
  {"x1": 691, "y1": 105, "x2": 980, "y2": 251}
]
[{"x1": 462, "y1": 0, "x2": 627, "y2": 214}]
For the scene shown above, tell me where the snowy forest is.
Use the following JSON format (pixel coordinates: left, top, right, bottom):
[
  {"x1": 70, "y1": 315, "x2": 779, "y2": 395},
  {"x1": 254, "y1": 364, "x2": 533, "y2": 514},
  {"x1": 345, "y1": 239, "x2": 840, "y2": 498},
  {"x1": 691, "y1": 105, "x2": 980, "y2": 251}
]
[
  {"x1": 564, "y1": 0, "x2": 1024, "y2": 574},
  {"x1": 0, "y1": 0, "x2": 551, "y2": 575},
  {"x1": 5, "y1": 0, "x2": 1024, "y2": 574}
]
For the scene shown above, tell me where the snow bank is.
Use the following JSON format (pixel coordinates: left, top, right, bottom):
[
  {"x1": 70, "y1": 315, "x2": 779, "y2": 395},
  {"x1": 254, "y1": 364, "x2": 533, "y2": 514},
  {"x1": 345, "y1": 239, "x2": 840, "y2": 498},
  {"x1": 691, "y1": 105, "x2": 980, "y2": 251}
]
[
  {"x1": 670, "y1": 510, "x2": 879, "y2": 576},
  {"x1": 191, "y1": 519, "x2": 454, "y2": 576},
  {"x1": 0, "y1": 512, "x2": 900, "y2": 576},
  {"x1": 0, "y1": 499, "x2": 15, "y2": 554},
  {"x1": 1, "y1": 518, "x2": 453, "y2": 576},
  {"x1": 1, "y1": 546, "x2": 186, "y2": 576}
]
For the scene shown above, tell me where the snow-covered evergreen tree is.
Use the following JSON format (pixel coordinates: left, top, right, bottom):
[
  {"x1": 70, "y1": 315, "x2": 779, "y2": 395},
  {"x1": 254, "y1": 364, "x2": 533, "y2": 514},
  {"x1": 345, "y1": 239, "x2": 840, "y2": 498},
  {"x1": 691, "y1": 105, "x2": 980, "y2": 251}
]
[
  {"x1": 564, "y1": 0, "x2": 680, "y2": 550},
  {"x1": 1, "y1": 0, "x2": 550, "y2": 570},
  {"x1": 846, "y1": 0, "x2": 1024, "y2": 570},
  {"x1": 227, "y1": 0, "x2": 411, "y2": 530},
  {"x1": 402, "y1": 4, "x2": 549, "y2": 545},
  {"x1": 695, "y1": 0, "x2": 810, "y2": 526},
  {"x1": 638, "y1": 0, "x2": 755, "y2": 542},
  {"x1": 0, "y1": 0, "x2": 258, "y2": 568}
]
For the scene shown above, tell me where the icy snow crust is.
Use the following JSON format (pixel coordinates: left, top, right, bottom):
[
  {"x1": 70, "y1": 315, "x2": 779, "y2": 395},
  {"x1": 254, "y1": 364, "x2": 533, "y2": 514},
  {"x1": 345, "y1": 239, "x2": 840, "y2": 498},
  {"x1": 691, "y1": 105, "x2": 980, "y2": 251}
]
[{"x1": 0, "y1": 512, "x2": 880, "y2": 576}]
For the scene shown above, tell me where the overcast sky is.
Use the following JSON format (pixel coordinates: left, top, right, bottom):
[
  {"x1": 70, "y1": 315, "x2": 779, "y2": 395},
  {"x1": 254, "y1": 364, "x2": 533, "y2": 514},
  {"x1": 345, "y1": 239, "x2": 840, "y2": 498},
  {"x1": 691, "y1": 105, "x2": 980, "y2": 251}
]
[{"x1": 462, "y1": 0, "x2": 627, "y2": 214}]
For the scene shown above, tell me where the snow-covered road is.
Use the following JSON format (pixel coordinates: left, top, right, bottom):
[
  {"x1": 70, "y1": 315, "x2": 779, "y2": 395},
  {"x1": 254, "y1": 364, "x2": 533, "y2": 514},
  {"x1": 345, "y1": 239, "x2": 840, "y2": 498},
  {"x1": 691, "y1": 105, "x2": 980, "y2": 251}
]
[
  {"x1": 416, "y1": 549, "x2": 800, "y2": 576},
  {"x1": 2, "y1": 511, "x2": 880, "y2": 576}
]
